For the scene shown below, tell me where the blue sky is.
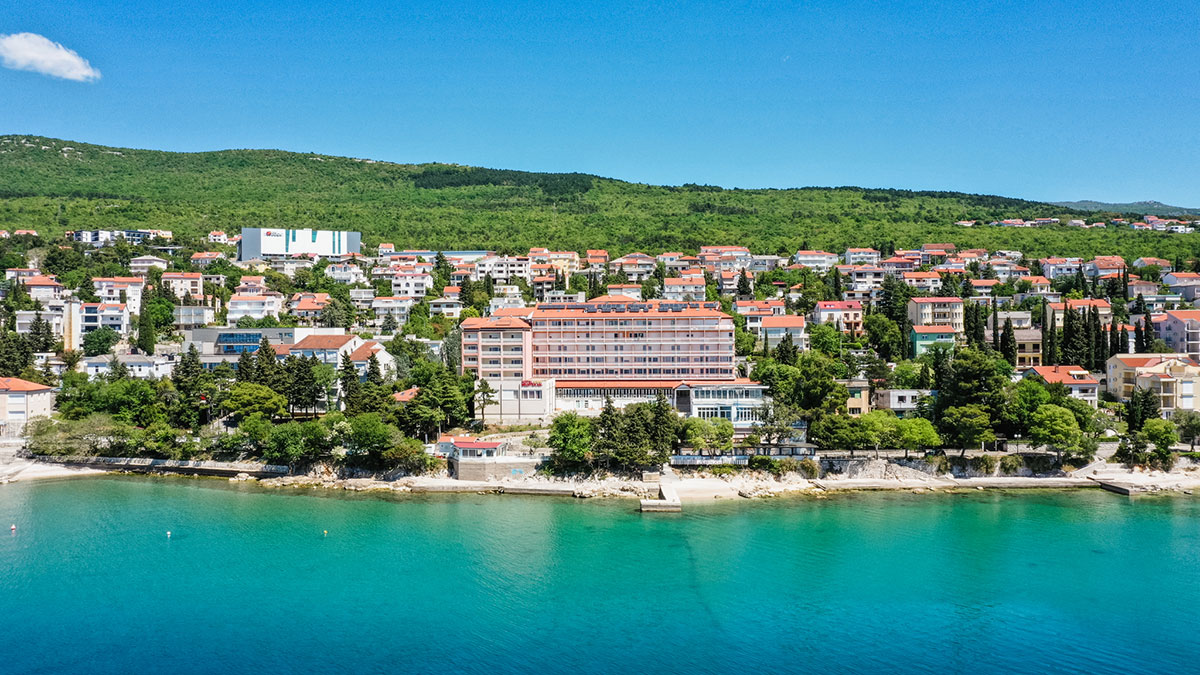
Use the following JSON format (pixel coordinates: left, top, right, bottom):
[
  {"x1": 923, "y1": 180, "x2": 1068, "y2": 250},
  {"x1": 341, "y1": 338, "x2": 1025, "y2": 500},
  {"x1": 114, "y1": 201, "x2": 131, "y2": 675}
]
[{"x1": 2, "y1": 0, "x2": 1198, "y2": 204}]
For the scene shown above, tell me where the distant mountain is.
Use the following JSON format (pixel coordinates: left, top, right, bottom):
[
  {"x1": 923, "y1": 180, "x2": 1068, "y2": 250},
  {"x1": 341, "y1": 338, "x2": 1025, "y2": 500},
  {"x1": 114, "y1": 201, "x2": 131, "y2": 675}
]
[{"x1": 1052, "y1": 200, "x2": 1199, "y2": 217}]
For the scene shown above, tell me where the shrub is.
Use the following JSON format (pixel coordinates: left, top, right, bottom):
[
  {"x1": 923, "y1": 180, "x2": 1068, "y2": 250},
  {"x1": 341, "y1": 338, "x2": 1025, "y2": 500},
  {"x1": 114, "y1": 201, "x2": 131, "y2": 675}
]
[
  {"x1": 709, "y1": 464, "x2": 737, "y2": 477},
  {"x1": 971, "y1": 454, "x2": 997, "y2": 475},
  {"x1": 1023, "y1": 454, "x2": 1056, "y2": 475},
  {"x1": 774, "y1": 457, "x2": 800, "y2": 476},
  {"x1": 747, "y1": 455, "x2": 776, "y2": 473},
  {"x1": 797, "y1": 458, "x2": 820, "y2": 479},
  {"x1": 999, "y1": 454, "x2": 1024, "y2": 475},
  {"x1": 925, "y1": 454, "x2": 950, "y2": 474}
]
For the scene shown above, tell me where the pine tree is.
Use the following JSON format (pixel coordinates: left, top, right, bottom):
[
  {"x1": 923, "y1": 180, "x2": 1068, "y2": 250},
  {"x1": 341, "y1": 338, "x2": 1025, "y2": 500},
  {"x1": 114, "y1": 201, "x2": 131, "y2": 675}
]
[
  {"x1": 773, "y1": 333, "x2": 798, "y2": 366},
  {"x1": 649, "y1": 392, "x2": 678, "y2": 463},
  {"x1": 255, "y1": 337, "x2": 286, "y2": 390},
  {"x1": 918, "y1": 363, "x2": 934, "y2": 389},
  {"x1": 381, "y1": 314, "x2": 398, "y2": 335},
  {"x1": 736, "y1": 270, "x2": 752, "y2": 297},
  {"x1": 28, "y1": 311, "x2": 53, "y2": 352},
  {"x1": 366, "y1": 354, "x2": 384, "y2": 385},
  {"x1": 236, "y1": 349, "x2": 257, "y2": 383}
]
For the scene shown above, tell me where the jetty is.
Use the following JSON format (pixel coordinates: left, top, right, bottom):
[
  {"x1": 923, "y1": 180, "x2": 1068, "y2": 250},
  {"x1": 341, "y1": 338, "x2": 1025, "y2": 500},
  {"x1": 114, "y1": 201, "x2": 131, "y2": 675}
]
[{"x1": 640, "y1": 467, "x2": 682, "y2": 512}]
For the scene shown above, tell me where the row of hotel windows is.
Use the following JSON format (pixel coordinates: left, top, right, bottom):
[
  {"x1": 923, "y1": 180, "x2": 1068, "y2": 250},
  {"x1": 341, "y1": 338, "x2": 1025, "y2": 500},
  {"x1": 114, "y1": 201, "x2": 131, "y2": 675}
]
[
  {"x1": 694, "y1": 406, "x2": 761, "y2": 422},
  {"x1": 537, "y1": 356, "x2": 733, "y2": 364},
  {"x1": 549, "y1": 344, "x2": 721, "y2": 352},
  {"x1": 536, "y1": 367, "x2": 733, "y2": 377},
  {"x1": 533, "y1": 319, "x2": 723, "y2": 327}
]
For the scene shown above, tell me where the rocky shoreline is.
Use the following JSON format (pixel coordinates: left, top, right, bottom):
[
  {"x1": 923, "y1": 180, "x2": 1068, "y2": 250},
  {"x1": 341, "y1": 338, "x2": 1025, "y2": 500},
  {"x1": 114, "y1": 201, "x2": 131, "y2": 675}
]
[{"x1": 7, "y1": 457, "x2": 1199, "y2": 499}]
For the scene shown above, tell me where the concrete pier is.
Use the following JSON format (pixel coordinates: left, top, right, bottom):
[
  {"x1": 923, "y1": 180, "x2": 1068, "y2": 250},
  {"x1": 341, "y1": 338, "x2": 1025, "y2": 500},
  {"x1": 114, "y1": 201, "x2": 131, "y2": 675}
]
[{"x1": 640, "y1": 467, "x2": 682, "y2": 512}]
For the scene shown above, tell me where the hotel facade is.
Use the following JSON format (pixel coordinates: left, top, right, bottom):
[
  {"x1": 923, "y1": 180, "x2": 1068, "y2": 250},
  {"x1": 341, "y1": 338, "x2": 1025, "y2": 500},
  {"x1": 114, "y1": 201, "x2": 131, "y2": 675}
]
[{"x1": 460, "y1": 298, "x2": 763, "y2": 426}]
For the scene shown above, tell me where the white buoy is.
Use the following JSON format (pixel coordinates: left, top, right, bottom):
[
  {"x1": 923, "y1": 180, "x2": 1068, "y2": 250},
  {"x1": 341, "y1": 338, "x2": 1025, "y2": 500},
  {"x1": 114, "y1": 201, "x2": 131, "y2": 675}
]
[{"x1": 166, "y1": 531, "x2": 171, "y2": 539}]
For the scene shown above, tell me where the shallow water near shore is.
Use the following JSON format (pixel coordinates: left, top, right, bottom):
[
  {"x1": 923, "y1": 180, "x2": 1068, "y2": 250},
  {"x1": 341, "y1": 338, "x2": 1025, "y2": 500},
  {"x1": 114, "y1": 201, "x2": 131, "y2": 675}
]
[{"x1": 2, "y1": 475, "x2": 1199, "y2": 674}]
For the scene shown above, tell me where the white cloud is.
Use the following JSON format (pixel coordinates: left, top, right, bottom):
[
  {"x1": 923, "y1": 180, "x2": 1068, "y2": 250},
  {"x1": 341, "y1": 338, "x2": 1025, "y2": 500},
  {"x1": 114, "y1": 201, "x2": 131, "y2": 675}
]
[{"x1": 0, "y1": 32, "x2": 100, "y2": 82}]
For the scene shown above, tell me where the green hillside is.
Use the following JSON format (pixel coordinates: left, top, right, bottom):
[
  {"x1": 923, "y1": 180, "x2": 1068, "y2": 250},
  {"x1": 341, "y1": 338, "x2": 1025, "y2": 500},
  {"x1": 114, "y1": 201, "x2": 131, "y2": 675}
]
[
  {"x1": 1052, "y1": 200, "x2": 1199, "y2": 218},
  {"x1": 0, "y1": 134, "x2": 1195, "y2": 259}
]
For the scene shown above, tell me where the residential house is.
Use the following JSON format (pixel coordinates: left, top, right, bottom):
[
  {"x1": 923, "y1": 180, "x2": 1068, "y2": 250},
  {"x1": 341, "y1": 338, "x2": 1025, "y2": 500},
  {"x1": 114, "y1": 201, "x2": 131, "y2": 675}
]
[
  {"x1": 129, "y1": 255, "x2": 169, "y2": 276},
  {"x1": 872, "y1": 389, "x2": 931, "y2": 418},
  {"x1": 227, "y1": 293, "x2": 283, "y2": 321},
  {"x1": 812, "y1": 300, "x2": 863, "y2": 335},
  {"x1": 0, "y1": 377, "x2": 55, "y2": 436},
  {"x1": 1025, "y1": 365, "x2": 1099, "y2": 407},
  {"x1": 761, "y1": 315, "x2": 808, "y2": 351},
  {"x1": 902, "y1": 270, "x2": 942, "y2": 293},
  {"x1": 190, "y1": 251, "x2": 226, "y2": 268},
  {"x1": 910, "y1": 325, "x2": 957, "y2": 356}
]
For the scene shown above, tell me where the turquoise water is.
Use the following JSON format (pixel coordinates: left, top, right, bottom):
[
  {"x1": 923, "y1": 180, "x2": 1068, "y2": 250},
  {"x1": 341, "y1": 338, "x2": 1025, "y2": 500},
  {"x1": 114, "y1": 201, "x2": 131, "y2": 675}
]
[{"x1": 2, "y1": 477, "x2": 1199, "y2": 674}]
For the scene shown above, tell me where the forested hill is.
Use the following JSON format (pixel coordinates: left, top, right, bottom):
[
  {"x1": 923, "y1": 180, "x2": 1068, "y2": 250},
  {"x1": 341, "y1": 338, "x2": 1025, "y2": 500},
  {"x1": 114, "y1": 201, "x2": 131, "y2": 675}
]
[
  {"x1": 0, "y1": 134, "x2": 1194, "y2": 259},
  {"x1": 1052, "y1": 200, "x2": 1199, "y2": 218}
]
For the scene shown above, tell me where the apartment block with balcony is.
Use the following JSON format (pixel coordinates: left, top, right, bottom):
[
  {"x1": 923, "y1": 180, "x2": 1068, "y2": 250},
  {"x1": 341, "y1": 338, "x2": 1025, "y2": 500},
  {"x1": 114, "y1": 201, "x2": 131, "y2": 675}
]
[
  {"x1": 907, "y1": 297, "x2": 964, "y2": 334},
  {"x1": 1161, "y1": 310, "x2": 1200, "y2": 361},
  {"x1": 1106, "y1": 353, "x2": 1200, "y2": 418}
]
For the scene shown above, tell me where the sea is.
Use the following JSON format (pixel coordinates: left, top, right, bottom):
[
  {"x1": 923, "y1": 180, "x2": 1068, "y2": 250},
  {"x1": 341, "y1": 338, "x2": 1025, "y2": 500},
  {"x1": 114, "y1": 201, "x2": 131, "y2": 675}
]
[{"x1": 2, "y1": 476, "x2": 1198, "y2": 674}]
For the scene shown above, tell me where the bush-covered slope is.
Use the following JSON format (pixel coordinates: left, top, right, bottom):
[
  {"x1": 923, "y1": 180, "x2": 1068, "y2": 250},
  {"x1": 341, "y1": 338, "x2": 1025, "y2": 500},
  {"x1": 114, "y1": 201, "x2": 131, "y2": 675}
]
[{"x1": 0, "y1": 134, "x2": 1194, "y2": 258}]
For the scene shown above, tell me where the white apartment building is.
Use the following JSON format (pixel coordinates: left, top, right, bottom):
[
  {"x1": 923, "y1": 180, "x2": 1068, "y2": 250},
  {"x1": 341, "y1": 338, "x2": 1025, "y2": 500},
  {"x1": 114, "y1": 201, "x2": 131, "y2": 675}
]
[
  {"x1": 129, "y1": 255, "x2": 169, "y2": 276},
  {"x1": 326, "y1": 263, "x2": 368, "y2": 285},
  {"x1": 761, "y1": 315, "x2": 808, "y2": 351},
  {"x1": 475, "y1": 255, "x2": 532, "y2": 282},
  {"x1": 93, "y1": 277, "x2": 146, "y2": 315},
  {"x1": 162, "y1": 272, "x2": 204, "y2": 300},
  {"x1": 662, "y1": 277, "x2": 706, "y2": 301},
  {"x1": 792, "y1": 250, "x2": 839, "y2": 273},
  {"x1": 227, "y1": 294, "x2": 283, "y2": 321},
  {"x1": 902, "y1": 271, "x2": 943, "y2": 293},
  {"x1": 843, "y1": 248, "x2": 881, "y2": 265}
]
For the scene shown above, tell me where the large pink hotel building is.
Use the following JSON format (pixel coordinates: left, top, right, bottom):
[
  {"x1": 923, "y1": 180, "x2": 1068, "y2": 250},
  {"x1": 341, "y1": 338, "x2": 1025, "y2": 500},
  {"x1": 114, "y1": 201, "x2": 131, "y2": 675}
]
[{"x1": 460, "y1": 298, "x2": 762, "y2": 424}]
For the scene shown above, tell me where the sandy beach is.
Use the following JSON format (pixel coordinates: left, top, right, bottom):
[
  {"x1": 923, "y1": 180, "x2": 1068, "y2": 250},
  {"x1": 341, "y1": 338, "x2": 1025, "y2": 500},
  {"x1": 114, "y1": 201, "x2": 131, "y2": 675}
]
[{"x1": 0, "y1": 458, "x2": 106, "y2": 483}]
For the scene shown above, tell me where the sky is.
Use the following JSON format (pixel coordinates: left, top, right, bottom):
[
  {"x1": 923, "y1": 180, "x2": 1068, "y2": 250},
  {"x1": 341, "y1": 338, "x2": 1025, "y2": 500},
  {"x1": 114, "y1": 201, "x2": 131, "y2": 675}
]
[{"x1": 2, "y1": 0, "x2": 1198, "y2": 204}]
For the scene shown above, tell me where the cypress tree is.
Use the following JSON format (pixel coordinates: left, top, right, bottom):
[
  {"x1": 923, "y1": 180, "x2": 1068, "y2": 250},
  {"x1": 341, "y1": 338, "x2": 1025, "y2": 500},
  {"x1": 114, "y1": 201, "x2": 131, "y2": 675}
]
[
  {"x1": 991, "y1": 307, "x2": 1000, "y2": 351},
  {"x1": 136, "y1": 287, "x2": 156, "y2": 355},
  {"x1": 1109, "y1": 317, "x2": 1121, "y2": 360},
  {"x1": 1000, "y1": 318, "x2": 1017, "y2": 366},
  {"x1": 1120, "y1": 326, "x2": 1130, "y2": 355},
  {"x1": 1045, "y1": 309, "x2": 1060, "y2": 366},
  {"x1": 338, "y1": 353, "x2": 361, "y2": 413}
]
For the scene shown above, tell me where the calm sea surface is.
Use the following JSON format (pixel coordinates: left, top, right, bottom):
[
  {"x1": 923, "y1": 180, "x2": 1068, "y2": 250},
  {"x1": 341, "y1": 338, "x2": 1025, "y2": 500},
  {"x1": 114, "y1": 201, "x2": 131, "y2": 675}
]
[{"x1": 2, "y1": 476, "x2": 1198, "y2": 674}]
